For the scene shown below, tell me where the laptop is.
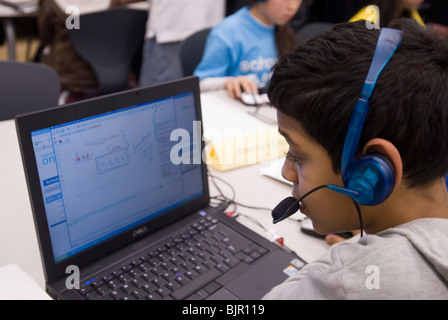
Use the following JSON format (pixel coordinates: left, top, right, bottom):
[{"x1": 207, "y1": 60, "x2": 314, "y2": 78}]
[{"x1": 15, "y1": 76, "x2": 304, "y2": 300}]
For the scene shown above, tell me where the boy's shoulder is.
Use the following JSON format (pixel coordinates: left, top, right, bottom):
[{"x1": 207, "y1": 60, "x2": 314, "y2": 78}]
[
  {"x1": 348, "y1": 218, "x2": 448, "y2": 262},
  {"x1": 330, "y1": 218, "x2": 448, "y2": 298},
  {"x1": 265, "y1": 218, "x2": 448, "y2": 299}
]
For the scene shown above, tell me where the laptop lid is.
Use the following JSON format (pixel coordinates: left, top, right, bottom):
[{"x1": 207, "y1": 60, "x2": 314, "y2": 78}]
[{"x1": 15, "y1": 76, "x2": 210, "y2": 284}]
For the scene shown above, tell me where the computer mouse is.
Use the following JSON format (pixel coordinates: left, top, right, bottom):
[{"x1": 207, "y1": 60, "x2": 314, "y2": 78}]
[
  {"x1": 240, "y1": 92, "x2": 257, "y2": 106},
  {"x1": 240, "y1": 93, "x2": 269, "y2": 106}
]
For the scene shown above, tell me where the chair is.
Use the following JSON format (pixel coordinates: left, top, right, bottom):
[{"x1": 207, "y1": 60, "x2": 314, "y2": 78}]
[
  {"x1": 68, "y1": 8, "x2": 147, "y2": 95},
  {"x1": 179, "y1": 28, "x2": 211, "y2": 77},
  {"x1": 296, "y1": 22, "x2": 335, "y2": 42},
  {"x1": 0, "y1": 60, "x2": 60, "y2": 121}
]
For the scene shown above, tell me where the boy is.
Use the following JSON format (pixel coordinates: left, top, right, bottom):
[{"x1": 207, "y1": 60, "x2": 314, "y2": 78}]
[{"x1": 263, "y1": 19, "x2": 448, "y2": 299}]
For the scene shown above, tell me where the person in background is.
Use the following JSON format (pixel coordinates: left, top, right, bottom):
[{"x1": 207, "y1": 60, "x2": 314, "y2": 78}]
[
  {"x1": 194, "y1": 0, "x2": 302, "y2": 100},
  {"x1": 349, "y1": 0, "x2": 425, "y2": 27},
  {"x1": 37, "y1": 0, "x2": 140, "y2": 102},
  {"x1": 138, "y1": 0, "x2": 225, "y2": 87},
  {"x1": 419, "y1": 0, "x2": 448, "y2": 39}
]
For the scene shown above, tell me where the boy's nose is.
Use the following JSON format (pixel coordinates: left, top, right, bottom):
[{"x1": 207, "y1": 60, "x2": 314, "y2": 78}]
[{"x1": 281, "y1": 158, "x2": 298, "y2": 184}]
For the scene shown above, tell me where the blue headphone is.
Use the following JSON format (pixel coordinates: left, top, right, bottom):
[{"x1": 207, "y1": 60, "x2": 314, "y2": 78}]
[{"x1": 327, "y1": 28, "x2": 402, "y2": 206}]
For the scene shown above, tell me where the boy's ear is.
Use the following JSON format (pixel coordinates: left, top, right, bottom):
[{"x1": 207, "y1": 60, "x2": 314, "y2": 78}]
[{"x1": 362, "y1": 138, "x2": 403, "y2": 188}]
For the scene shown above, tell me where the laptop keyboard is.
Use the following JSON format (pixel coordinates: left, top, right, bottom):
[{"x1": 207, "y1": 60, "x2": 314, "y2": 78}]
[{"x1": 76, "y1": 216, "x2": 268, "y2": 300}]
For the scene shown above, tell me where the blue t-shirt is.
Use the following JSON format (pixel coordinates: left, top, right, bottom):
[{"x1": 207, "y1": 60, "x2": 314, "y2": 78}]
[{"x1": 194, "y1": 7, "x2": 277, "y2": 89}]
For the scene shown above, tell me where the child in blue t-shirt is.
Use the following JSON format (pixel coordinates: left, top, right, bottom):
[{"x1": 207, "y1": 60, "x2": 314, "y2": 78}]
[{"x1": 194, "y1": 0, "x2": 302, "y2": 99}]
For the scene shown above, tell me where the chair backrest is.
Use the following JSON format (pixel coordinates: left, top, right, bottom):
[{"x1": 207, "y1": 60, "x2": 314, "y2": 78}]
[
  {"x1": 68, "y1": 8, "x2": 147, "y2": 95},
  {"x1": 296, "y1": 22, "x2": 335, "y2": 42},
  {"x1": 179, "y1": 28, "x2": 211, "y2": 77},
  {"x1": 0, "y1": 60, "x2": 60, "y2": 121}
]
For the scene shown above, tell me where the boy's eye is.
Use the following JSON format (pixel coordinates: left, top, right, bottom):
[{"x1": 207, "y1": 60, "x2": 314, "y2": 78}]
[{"x1": 285, "y1": 151, "x2": 302, "y2": 163}]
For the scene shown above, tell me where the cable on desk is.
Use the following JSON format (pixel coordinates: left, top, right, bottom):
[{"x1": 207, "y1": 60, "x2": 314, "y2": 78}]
[
  {"x1": 208, "y1": 170, "x2": 272, "y2": 232},
  {"x1": 208, "y1": 170, "x2": 302, "y2": 256}
]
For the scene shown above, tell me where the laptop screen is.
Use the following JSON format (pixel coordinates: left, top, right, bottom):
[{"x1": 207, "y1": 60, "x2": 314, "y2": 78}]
[{"x1": 29, "y1": 91, "x2": 203, "y2": 263}]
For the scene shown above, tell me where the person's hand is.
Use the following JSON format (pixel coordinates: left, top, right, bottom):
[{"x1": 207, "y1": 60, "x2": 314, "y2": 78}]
[
  {"x1": 325, "y1": 230, "x2": 361, "y2": 245},
  {"x1": 224, "y1": 76, "x2": 258, "y2": 99}
]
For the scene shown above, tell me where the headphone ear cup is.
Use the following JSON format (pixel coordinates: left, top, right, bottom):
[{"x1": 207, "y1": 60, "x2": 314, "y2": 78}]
[{"x1": 345, "y1": 154, "x2": 395, "y2": 206}]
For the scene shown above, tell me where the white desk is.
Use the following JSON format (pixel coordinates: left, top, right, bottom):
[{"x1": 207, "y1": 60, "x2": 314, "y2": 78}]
[
  {"x1": 0, "y1": 119, "x2": 46, "y2": 291},
  {"x1": 200, "y1": 90, "x2": 329, "y2": 261},
  {"x1": 0, "y1": 90, "x2": 329, "y2": 297}
]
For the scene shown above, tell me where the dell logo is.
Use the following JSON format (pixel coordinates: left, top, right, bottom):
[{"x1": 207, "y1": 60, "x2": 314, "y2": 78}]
[{"x1": 132, "y1": 226, "x2": 148, "y2": 238}]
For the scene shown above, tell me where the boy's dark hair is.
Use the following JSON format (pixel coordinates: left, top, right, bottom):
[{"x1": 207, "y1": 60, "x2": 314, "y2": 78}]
[{"x1": 268, "y1": 19, "x2": 448, "y2": 188}]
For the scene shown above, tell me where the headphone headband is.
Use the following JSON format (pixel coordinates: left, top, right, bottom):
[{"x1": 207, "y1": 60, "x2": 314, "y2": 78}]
[
  {"x1": 341, "y1": 28, "x2": 402, "y2": 182},
  {"x1": 326, "y1": 28, "x2": 402, "y2": 206}
]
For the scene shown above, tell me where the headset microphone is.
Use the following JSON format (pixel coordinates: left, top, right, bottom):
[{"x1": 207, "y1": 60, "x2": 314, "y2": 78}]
[
  {"x1": 272, "y1": 185, "x2": 330, "y2": 223},
  {"x1": 272, "y1": 196, "x2": 300, "y2": 224},
  {"x1": 271, "y1": 184, "x2": 364, "y2": 236}
]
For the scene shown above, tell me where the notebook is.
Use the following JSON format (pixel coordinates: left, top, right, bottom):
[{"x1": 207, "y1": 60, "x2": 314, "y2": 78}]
[{"x1": 15, "y1": 76, "x2": 304, "y2": 300}]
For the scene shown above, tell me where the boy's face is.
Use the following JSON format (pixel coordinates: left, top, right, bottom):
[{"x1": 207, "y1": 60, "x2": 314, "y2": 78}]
[{"x1": 277, "y1": 111, "x2": 362, "y2": 234}]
